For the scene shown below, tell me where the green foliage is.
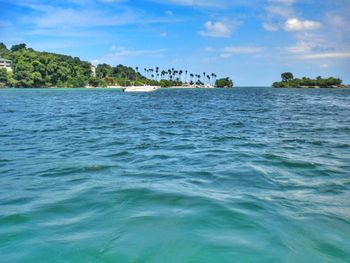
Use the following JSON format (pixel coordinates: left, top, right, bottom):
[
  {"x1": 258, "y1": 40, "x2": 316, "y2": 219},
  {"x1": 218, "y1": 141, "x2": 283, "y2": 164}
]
[
  {"x1": 11, "y1": 43, "x2": 27, "y2": 52},
  {"x1": 117, "y1": 79, "x2": 132, "y2": 87},
  {"x1": 112, "y1": 65, "x2": 141, "y2": 81},
  {"x1": 66, "y1": 76, "x2": 86, "y2": 88},
  {"x1": 95, "y1": 64, "x2": 147, "y2": 86},
  {"x1": 0, "y1": 68, "x2": 8, "y2": 84},
  {"x1": 99, "y1": 79, "x2": 108, "y2": 87},
  {"x1": 4, "y1": 44, "x2": 92, "y2": 87},
  {"x1": 1, "y1": 43, "x2": 230, "y2": 89},
  {"x1": 215, "y1": 77, "x2": 234, "y2": 88},
  {"x1": 96, "y1": 64, "x2": 112, "y2": 79},
  {"x1": 281, "y1": 72, "x2": 294, "y2": 82},
  {"x1": 0, "y1": 43, "x2": 9, "y2": 58},
  {"x1": 88, "y1": 77, "x2": 100, "y2": 87},
  {"x1": 273, "y1": 73, "x2": 342, "y2": 88},
  {"x1": 159, "y1": 79, "x2": 183, "y2": 88}
]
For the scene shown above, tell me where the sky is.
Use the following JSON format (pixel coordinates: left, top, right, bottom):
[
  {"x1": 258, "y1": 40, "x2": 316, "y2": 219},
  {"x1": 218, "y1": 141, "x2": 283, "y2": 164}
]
[{"x1": 0, "y1": 0, "x2": 349, "y2": 86}]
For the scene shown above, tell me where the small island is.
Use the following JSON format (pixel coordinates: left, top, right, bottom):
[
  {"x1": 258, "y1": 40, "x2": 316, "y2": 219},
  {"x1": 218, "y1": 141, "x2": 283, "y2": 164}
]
[
  {"x1": 273, "y1": 72, "x2": 349, "y2": 89},
  {"x1": 0, "y1": 43, "x2": 233, "y2": 89}
]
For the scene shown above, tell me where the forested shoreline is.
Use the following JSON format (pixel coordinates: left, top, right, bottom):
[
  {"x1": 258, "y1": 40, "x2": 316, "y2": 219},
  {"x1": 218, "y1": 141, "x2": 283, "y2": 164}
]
[
  {"x1": 273, "y1": 72, "x2": 347, "y2": 88},
  {"x1": 0, "y1": 43, "x2": 233, "y2": 88}
]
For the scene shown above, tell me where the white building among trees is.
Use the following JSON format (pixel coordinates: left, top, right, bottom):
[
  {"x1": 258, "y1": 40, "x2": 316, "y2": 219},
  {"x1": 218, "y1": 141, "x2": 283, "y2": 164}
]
[
  {"x1": 0, "y1": 58, "x2": 12, "y2": 72},
  {"x1": 90, "y1": 64, "x2": 96, "y2": 77}
]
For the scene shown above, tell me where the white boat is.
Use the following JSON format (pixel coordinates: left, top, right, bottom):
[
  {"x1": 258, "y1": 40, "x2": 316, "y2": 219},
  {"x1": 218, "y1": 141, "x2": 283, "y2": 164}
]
[{"x1": 123, "y1": 86, "x2": 159, "y2": 93}]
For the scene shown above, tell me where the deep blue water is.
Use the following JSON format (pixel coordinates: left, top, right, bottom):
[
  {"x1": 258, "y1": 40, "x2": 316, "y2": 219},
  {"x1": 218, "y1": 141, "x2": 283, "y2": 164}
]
[{"x1": 1, "y1": 87, "x2": 350, "y2": 262}]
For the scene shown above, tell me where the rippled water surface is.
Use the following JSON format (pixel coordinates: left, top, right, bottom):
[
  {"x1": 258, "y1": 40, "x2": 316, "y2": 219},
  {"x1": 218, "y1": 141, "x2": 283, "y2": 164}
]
[{"x1": 1, "y1": 87, "x2": 350, "y2": 262}]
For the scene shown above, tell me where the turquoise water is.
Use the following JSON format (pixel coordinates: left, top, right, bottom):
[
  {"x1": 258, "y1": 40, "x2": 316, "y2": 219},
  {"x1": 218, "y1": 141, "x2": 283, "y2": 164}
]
[{"x1": 1, "y1": 87, "x2": 350, "y2": 262}]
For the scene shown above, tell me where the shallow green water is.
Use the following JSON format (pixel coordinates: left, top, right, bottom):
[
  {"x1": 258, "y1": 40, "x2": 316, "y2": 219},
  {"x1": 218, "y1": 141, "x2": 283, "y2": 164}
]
[{"x1": 1, "y1": 87, "x2": 350, "y2": 262}]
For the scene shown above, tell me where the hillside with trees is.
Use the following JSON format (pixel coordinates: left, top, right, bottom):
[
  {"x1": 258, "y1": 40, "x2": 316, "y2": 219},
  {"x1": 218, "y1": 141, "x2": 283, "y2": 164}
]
[
  {"x1": 273, "y1": 72, "x2": 347, "y2": 88},
  {"x1": 0, "y1": 43, "x2": 92, "y2": 88},
  {"x1": 0, "y1": 43, "x2": 233, "y2": 88}
]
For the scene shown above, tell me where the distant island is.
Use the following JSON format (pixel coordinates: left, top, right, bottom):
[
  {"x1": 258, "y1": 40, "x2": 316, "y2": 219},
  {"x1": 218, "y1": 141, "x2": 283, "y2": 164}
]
[
  {"x1": 273, "y1": 72, "x2": 349, "y2": 89},
  {"x1": 0, "y1": 43, "x2": 233, "y2": 89}
]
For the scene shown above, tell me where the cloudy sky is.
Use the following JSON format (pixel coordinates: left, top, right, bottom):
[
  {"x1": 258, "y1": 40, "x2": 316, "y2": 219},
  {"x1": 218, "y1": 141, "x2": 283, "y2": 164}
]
[{"x1": 1, "y1": 0, "x2": 349, "y2": 85}]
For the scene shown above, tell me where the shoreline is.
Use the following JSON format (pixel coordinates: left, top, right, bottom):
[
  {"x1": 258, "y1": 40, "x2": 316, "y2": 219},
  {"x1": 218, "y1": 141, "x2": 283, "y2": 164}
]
[
  {"x1": 274, "y1": 85, "x2": 350, "y2": 89},
  {"x1": 0, "y1": 85, "x2": 233, "y2": 89}
]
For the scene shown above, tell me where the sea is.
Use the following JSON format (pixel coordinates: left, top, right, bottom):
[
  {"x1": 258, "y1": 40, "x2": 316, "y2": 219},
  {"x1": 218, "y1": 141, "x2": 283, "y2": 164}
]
[{"x1": 1, "y1": 87, "x2": 350, "y2": 262}]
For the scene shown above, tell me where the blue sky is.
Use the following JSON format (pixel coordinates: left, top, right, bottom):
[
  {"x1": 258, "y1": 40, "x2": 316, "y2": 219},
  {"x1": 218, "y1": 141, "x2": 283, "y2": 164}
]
[{"x1": 0, "y1": 0, "x2": 349, "y2": 85}]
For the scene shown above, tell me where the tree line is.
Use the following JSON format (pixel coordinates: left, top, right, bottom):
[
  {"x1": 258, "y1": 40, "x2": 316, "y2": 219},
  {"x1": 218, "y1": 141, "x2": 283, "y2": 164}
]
[
  {"x1": 0, "y1": 43, "x2": 233, "y2": 88},
  {"x1": 273, "y1": 72, "x2": 343, "y2": 88},
  {"x1": 93, "y1": 65, "x2": 232, "y2": 87}
]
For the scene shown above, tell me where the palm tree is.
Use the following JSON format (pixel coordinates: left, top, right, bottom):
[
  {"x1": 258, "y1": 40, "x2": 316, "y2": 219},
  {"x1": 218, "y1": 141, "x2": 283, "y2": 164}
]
[
  {"x1": 190, "y1": 73, "x2": 194, "y2": 83},
  {"x1": 155, "y1": 67, "x2": 159, "y2": 81},
  {"x1": 168, "y1": 69, "x2": 172, "y2": 80},
  {"x1": 207, "y1": 75, "x2": 210, "y2": 86},
  {"x1": 179, "y1": 70, "x2": 183, "y2": 82},
  {"x1": 135, "y1": 67, "x2": 139, "y2": 85},
  {"x1": 185, "y1": 70, "x2": 188, "y2": 83},
  {"x1": 149, "y1": 69, "x2": 154, "y2": 80}
]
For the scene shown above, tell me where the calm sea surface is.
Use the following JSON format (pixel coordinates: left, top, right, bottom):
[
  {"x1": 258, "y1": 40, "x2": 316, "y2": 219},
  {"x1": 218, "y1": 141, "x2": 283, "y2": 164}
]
[{"x1": 1, "y1": 87, "x2": 350, "y2": 262}]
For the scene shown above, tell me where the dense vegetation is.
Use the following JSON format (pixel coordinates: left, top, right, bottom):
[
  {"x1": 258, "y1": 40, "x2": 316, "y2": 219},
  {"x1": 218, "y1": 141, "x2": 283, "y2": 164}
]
[
  {"x1": 215, "y1": 78, "x2": 234, "y2": 88},
  {"x1": 273, "y1": 72, "x2": 343, "y2": 88},
  {"x1": 0, "y1": 43, "x2": 92, "y2": 87},
  {"x1": 0, "y1": 43, "x2": 233, "y2": 88}
]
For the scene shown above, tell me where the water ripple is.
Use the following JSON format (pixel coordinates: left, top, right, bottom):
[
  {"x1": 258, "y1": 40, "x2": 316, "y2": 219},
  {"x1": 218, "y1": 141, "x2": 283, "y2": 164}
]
[{"x1": 0, "y1": 87, "x2": 350, "y2": 262}]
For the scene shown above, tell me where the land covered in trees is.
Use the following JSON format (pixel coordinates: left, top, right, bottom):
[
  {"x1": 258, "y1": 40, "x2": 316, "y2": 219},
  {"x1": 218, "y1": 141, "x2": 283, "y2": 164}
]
[
  {"x1": 273, "y1": 72, "x2": 348, "y2": 88},
  {"x1": 0, "y1": 43, "x2": 233, "y2": 88}
]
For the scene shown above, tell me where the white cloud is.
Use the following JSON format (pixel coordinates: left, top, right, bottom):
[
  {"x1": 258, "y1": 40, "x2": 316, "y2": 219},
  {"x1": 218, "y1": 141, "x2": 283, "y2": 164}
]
[
  {"x1": 107, "y1": 46, "x2": 167, "y2": 59},
  {"x1": 302, "y1": 52, "x2": 350, "y2": 59},
  {"x1": 204, "y1": 46, "x2": 214, "y2": 52},
  {"x1": 328, "y1": 15, "x2": 350, "y2": 29},
  {"x1": 199, "y1": 21, "x2": 233, "y2": 38},
  {"x1": 320, "y1": 64, "x2": 329, "y2": 68},
  {"x1": 222, "y1": 46, "x2": 264, "y2": 53},
  {"x1": 284, "y1": 18, "x2": 321, "y2": 31},
  {"x1": 22, "y1": 5, "x2": 140, "y2": 29},
  {"x1": 286, "y1": 41, "x2": 315, "y2": 53},
  {"x1": 285, "y1": 31, "x2": 332, "y2": 56},
  {"x1": 266, "y1": 5, "x2": 293, "y2": 19},
  {"x1": 268, "y1": 0, "x2": 295, "y2": 5},
  {"x1": 220, "y1": 46, "x2": 264, "y2": 57},
  {"x1": 155, "y1": 0, "x2": 234, "y2": 8},
  {"x1": 100, "y1": 0, "x2": 127, "y2": 3},
  {"x1": 262, "y1": 0, "x2": 295, "y2": 32},
  {"x1": 326, "y1": 14, "x2": 350, "y2": 44},
  {"x1": 262, "y1": 22, "x2": 278, "y2": 32}
]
